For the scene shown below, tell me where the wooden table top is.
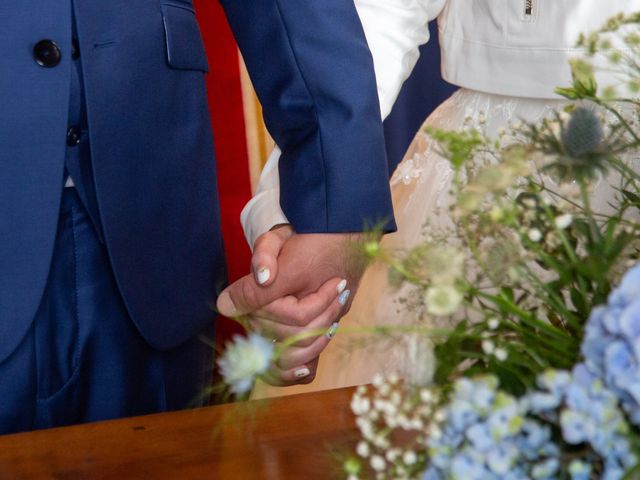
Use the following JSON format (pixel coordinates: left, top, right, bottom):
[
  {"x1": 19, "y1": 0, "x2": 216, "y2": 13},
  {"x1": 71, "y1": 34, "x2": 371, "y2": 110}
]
[{"x1": 0, "y1": 387, "x2": 359, "y2": 479}]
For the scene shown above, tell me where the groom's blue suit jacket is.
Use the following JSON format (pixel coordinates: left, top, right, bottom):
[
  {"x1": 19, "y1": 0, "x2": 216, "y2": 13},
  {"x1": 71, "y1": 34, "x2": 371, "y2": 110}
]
[{"x1": 0, "y1": 0, "x2": 394, "y2": 363}]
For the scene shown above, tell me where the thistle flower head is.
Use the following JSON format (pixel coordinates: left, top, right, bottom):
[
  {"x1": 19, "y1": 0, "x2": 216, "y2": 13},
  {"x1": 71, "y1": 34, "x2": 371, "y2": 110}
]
[{"x1": 562, "y1": 107, "x2": 604, "y2": 158}]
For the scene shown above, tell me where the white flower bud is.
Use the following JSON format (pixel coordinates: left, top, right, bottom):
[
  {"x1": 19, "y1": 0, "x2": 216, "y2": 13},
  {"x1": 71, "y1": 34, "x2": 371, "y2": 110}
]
[
  {"x1": 434, "y1": 409, "x2": 447, "y2": 422},
  {"x1": 370, "y1": 455, "x2": 386, "y2": 472},
  {"x1": 554, "y1": 213, "x2": 573, "y2": 230},
  {"x1": 356, "y1": 441, "x2": 370, "y2": 458},
  {"x1": 488, "y1": 318, "x2": 500, "y2": 330},
  {"x1": 528, "y1": 228, "x2": 543, "y2": 242},
  {"x1": 403, "y1": 451, "x2": 417, "y2": 465},
  {"x1": 351, "y1": 396, "x2": 371, "y2": 415},
  {"x1": 386, "y1": 448, "x2": 401, "y2": 462},
  {"x1": 494, "y1": 348, "x2": 508, "y2": 361},
  {"x1": 372, "y1": 374, "x2": 384, "y2": 388},
  {"x1": 378, "y1": 383, "x2": 391, "y2": 397},
  {"x1": 420, "y1": 389, "x2": 434, "y2": 404},
  {"x1": 482, "y1": 339, "x2": 495, "y2": 354},
  {"x1": 428, "y1": 423, "x2": 443, "y2": 439}
]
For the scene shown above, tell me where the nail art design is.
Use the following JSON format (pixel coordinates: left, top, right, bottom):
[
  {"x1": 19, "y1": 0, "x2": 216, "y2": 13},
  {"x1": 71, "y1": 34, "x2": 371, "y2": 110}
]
[
  {"x1": 337, "y1": 279, "x2": 348, "y2": 295},
  {"x1": 339, "y1": 289, "x2": 351, "y2": 306},
  {"x1": 256, "y1": 267, "x2": 270, "y2": 285},
  {"x1": 325, "y1": 322, "x2": 340, "y2": 339},
  {"x1": 294, "y1": 368, "x2": 310, "y2": 379}
]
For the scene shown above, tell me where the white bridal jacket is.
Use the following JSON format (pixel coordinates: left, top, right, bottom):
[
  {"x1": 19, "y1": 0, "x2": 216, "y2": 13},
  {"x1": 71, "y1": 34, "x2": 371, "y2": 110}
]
[{"x1": 241, "y1": 0, "x2": 640, "y2": 246}]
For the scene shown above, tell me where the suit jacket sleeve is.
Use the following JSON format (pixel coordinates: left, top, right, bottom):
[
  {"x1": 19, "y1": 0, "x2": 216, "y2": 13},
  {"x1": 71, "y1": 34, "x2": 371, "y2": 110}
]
[
  {"x1": 219, "y1": 0, "x2": 396, "y2": 233},
  {"x1": 238, "y1": 0, "x2": 440, "y2": 246}
]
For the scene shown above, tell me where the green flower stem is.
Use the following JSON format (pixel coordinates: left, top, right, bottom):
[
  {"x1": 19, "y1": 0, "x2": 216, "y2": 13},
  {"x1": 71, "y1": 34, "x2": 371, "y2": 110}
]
[
  {"x1": 461, "y1": 293, "x2": 576, "y2": 358},
  {"x1": 518, "y1": 265, "x2": 582, "y2": 331},
  {"x1": 470, "y1": 289, "x2": 574, "y2": 344},
  {"x1": 579, "y1": 178, "x2": 603, "y2": 243},
  {"x1": 274, "y1": 324, "x2": 453, "y2": 356}
]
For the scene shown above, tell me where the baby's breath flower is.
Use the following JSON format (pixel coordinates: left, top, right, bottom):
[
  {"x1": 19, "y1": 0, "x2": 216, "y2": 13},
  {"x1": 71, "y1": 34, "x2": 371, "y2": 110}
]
[
  {"x1": 420, "y1": 389, "x2": 434, "y2": 404},
  {"x1": 386, "y1": 448, "x2": 401, "y2": 463},
  {"x1": 378, "y1": 383, "x2": 391, "y2": 397},
  {"x1": 482, "y1": 339, "x2": 496, "y2": 355},
  {"x1": 351, "y1": 395, "x2": 371, "y2": 415},
  {"x1": 370, "y1": 455, "x2": 386, "y2": 472},
  {"x1": 428, "y1": 423, "x2": 443, "y2": 440},
  {"x1": 403, "y1": 451, "x2": 417, "y2": 466},
  {"x1": 488, "y1": 318, "x2": 500, "y2": 330},
  {"x1": 528, "y1": 228, "x2": 543, "y2": 242},
  {"x1": 494, "y1": 348, "x2": 508, "y2": 362},
  {"x1": 554, "y1": 213, "x2": 573, "y2": 229},
  {"x1": 372, "y1": 374, "x2": 385, "y2": 388},
  {"x1": 357, "y1": 417, "x2": 375, "y2": 440},
  {"x1": 356, "y1": 441, "x2": 370, "y2": 458}
]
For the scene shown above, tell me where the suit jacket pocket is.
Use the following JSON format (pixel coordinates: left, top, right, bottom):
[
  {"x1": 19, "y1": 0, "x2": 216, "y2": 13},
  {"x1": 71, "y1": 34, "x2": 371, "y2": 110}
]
[{"x1": 161, "y1": 2, "x2": 209, "y2": 72}]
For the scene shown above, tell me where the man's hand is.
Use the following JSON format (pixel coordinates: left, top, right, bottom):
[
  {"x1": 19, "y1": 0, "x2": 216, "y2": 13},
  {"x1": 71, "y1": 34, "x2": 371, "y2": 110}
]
[{"x1": 216, "y1": 226, "x2": 366, "y2": 386}]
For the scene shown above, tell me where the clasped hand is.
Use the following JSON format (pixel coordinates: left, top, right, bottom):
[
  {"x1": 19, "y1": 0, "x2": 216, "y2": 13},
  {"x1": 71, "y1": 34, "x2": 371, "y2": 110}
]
[{"x1": 216, "y1": 225, "x2": 364, "y2": 387}]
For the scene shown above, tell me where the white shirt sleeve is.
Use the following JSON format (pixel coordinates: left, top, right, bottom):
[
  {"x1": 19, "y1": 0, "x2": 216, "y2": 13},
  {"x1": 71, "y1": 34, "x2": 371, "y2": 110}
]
[{"x1": 240, "y1": 0, "x2": 442, "y2": 249}]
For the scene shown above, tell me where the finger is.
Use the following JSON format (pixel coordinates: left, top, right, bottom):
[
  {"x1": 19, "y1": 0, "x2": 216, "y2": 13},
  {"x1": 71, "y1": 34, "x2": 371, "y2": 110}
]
[
  {"x1": 276, "y1": 331, "x2": 336, "y2": 370},
  {"x1": 216, "y1": 272, "x2": 297, "y2": 318},
  {"x1": 263, "y1": 357, "x2": 320, "y2": 386},
  {"x1": 251, "y1": 293, "x2": 345, "y2": 346},
  {"x1": 251, "y1": 226, "x2": 293, "y2": 287},
  {"x1": 255, "y1": 277, "x2": 347, "y2": 325}
]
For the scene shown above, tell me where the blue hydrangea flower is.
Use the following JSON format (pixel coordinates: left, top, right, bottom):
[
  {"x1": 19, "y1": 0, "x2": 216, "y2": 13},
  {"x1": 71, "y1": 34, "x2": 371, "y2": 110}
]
[
  {"x1": 580, "y1": 263, "x2": 640, "y2": 426},
  {"x1": 425, "y1": 376, "x2": 556, "y2": 479},
  {"x1": 530, "y1": 364, "x2": 636, "y2": 478},
  {"x1": 422, "y1": 264, "x2": 640, "y2": 480},
  {"x1": 568, "y1": 459, "x2": 591, "y2": 480}
]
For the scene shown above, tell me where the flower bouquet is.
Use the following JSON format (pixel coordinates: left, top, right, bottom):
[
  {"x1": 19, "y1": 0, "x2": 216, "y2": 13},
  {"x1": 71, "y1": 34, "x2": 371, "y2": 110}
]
[{"x1": 341, "y1": 13, "x2": 640, "y2": 480}]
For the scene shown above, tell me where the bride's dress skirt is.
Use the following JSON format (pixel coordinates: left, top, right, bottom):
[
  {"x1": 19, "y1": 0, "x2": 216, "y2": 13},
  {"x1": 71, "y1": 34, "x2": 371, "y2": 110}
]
[{"x1": 251, "y1": 88, "x2": 615, "y2": 399}]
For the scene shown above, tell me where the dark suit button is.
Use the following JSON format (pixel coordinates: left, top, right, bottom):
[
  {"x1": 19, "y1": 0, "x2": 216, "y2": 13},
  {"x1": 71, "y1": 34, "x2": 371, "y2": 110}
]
[
  {"x1": 67, "y1": 126, "x2": 81, "y2": 146},
  {"x1": 34, "y1": 40, "x2": 62, "y2": 68},
  {"x1": 72, "y1": 38, "x2": 80, "y2": 60}
]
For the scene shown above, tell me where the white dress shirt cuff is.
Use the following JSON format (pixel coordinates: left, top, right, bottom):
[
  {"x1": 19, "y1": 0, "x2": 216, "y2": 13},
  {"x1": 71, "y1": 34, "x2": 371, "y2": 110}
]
[{"x1": 240, "y1": 188, "x2": 289, "y2": 250}]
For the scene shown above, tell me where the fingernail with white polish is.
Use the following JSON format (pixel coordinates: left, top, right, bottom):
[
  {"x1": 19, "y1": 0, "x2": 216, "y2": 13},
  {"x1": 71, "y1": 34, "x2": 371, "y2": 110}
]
[
  {"x1": 325, "y1": 322, "x2": 340, "y2": 339},
  {"x1": 339, "y1": 289, "x2": 351, "y2": 306},
  {"x1": 337, "y1": 279, "x2": 347, "y2": 295},
  {"x1": 256, "y1": 267, "x2": 270, "y2": 285},
  {"x1": 294, "y1": 367, "x2": 310, "y2": 379}
]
